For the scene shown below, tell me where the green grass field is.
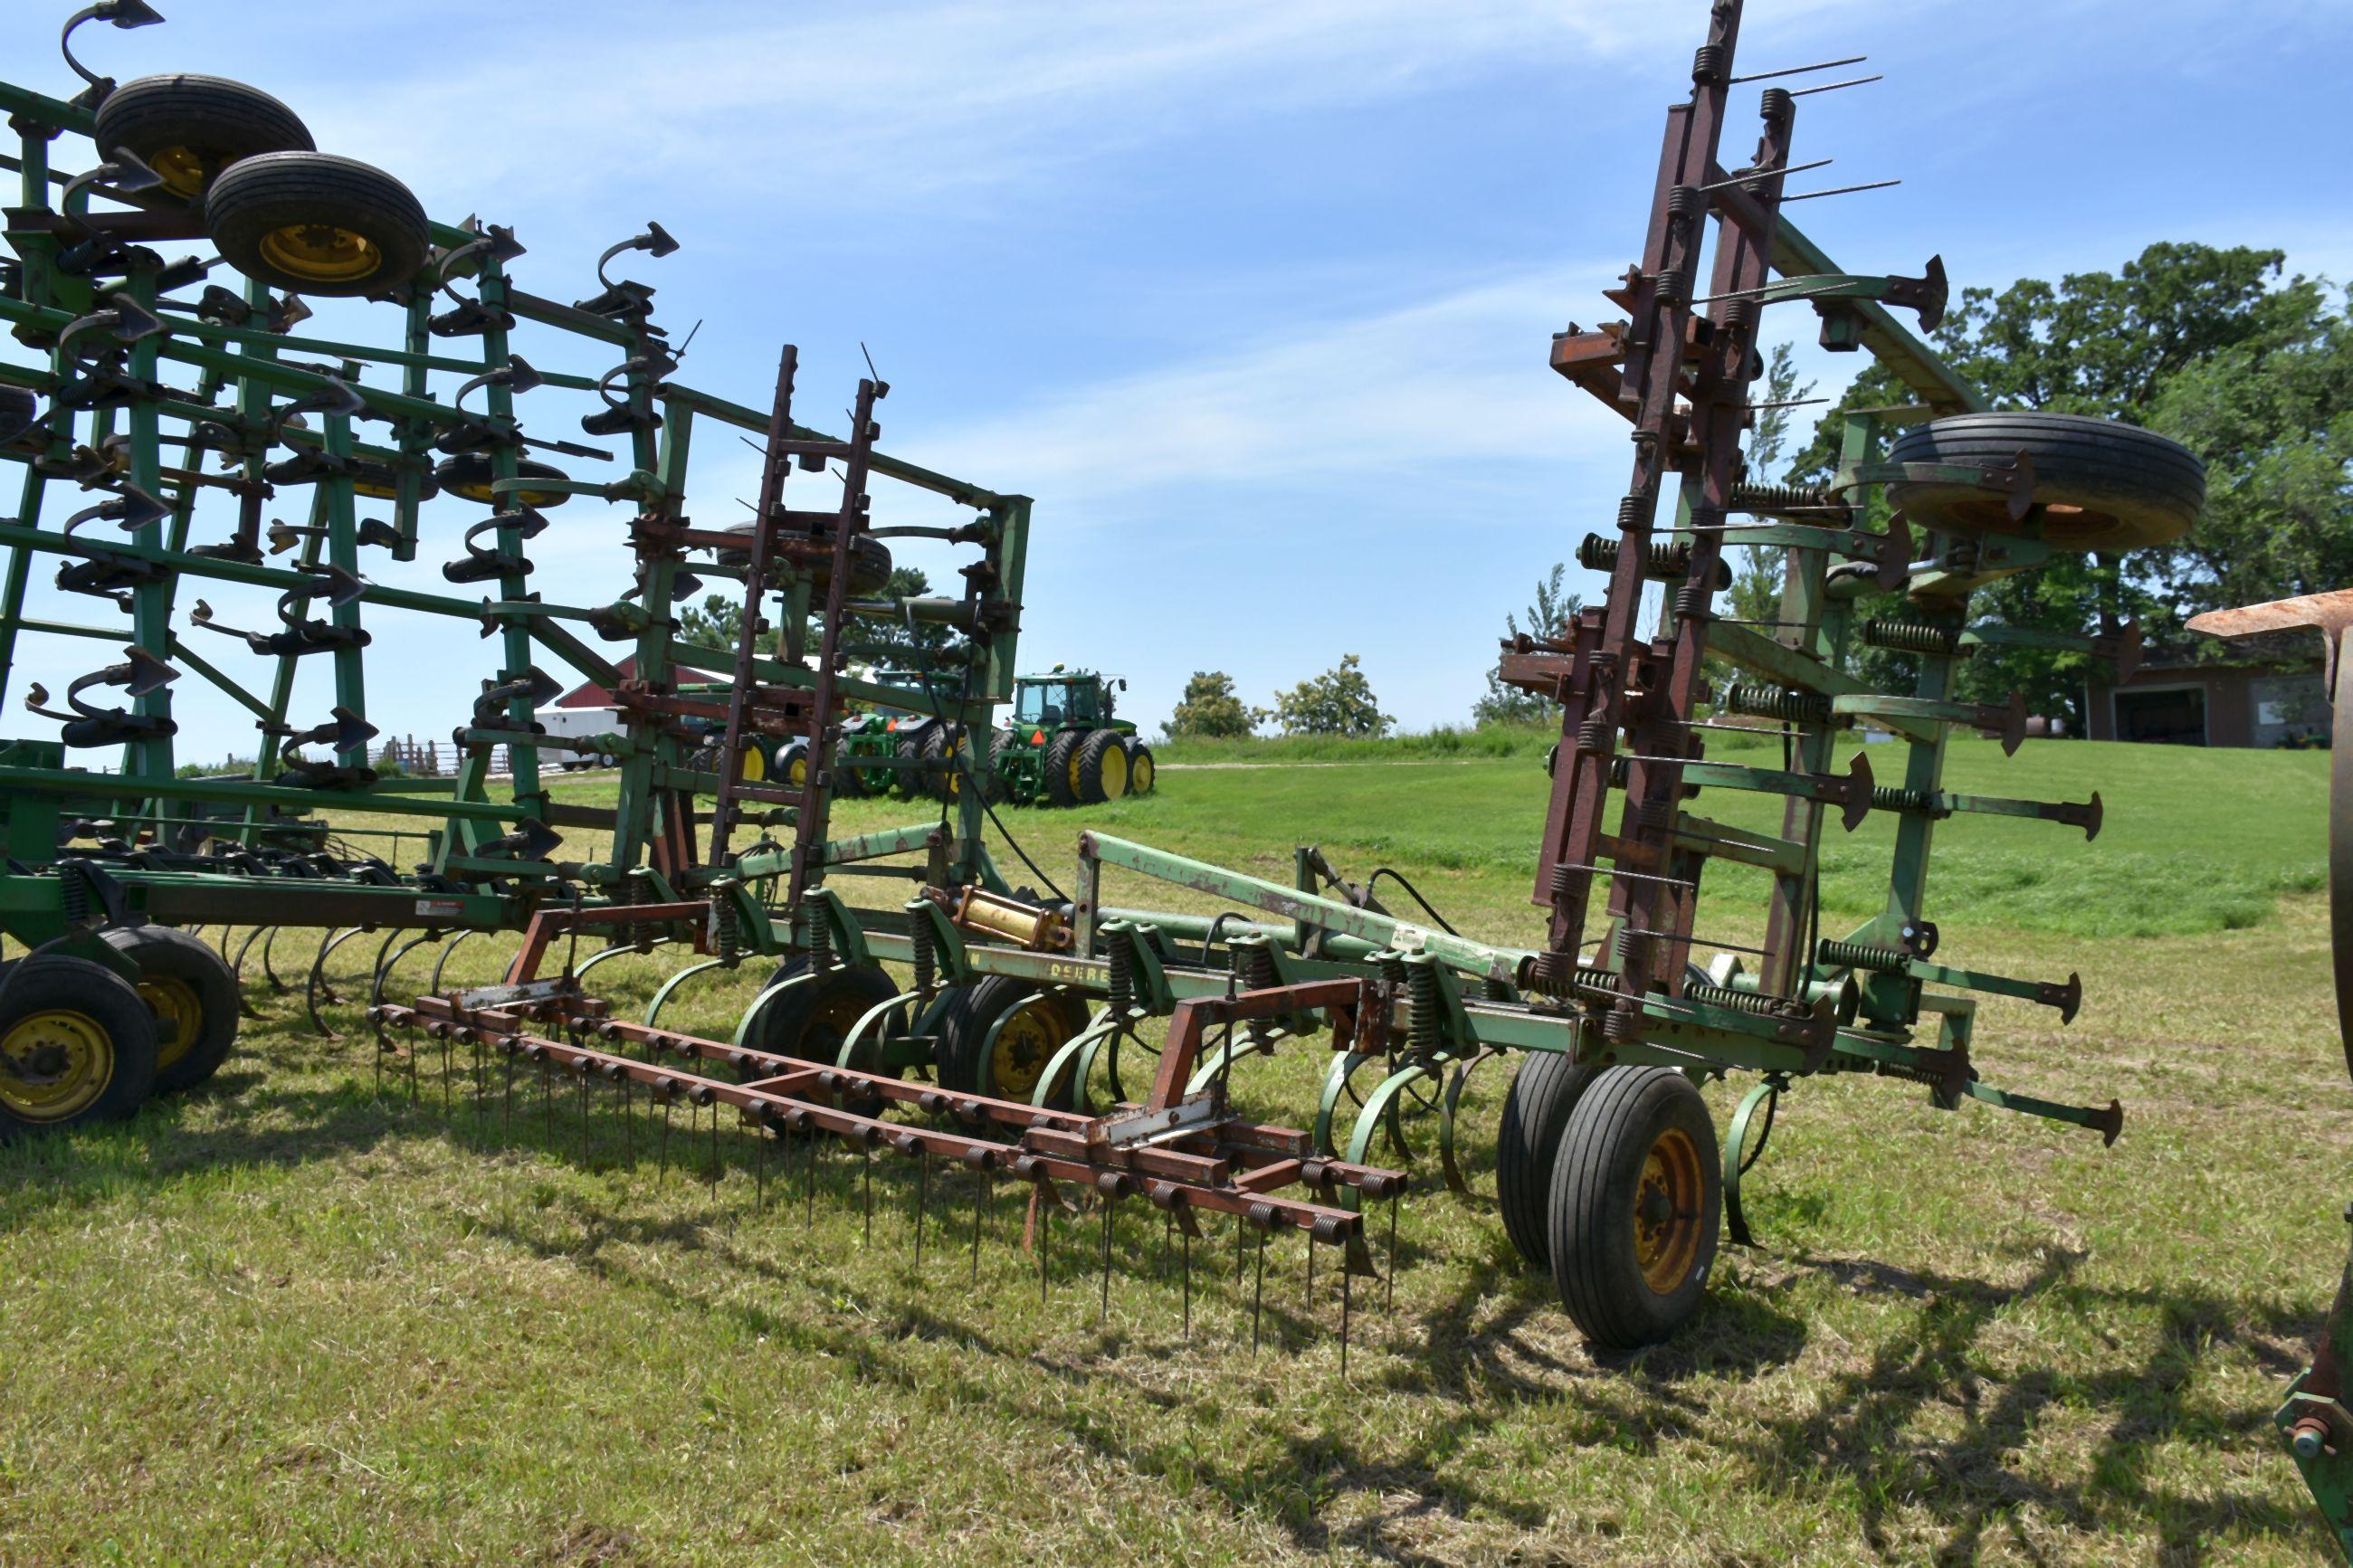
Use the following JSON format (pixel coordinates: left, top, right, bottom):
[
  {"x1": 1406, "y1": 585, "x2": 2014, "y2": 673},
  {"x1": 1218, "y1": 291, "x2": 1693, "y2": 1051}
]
[{"x1": 0, "y1": 737, "x2": 2340, "y2": 1564}]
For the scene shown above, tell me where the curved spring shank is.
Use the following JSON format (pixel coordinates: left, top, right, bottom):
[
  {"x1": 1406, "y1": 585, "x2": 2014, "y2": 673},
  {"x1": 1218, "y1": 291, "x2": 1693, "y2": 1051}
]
[
  {"x1": 1034, "y1": 1009, "x2": 1124, "y2": 1112},
  {"x1": 305, "y1": 925, "x2": 376, "y2": 1038}
]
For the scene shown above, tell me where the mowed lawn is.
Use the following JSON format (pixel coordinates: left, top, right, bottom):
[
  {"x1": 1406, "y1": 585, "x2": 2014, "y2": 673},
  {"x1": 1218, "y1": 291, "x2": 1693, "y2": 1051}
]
[{"x1": 0, "y1": 736, "x2": 2340, "y2": 1564}]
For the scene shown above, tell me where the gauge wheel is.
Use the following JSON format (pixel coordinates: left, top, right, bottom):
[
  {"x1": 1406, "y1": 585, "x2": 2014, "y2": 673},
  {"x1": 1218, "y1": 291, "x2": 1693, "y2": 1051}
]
[
  {"x1": 1885, "y1": 412, "x2": 2204, "y2": 551},
  {"x1": 1077, "y1": 728, "x2": 1129, "y2": 804},
  {"x1": 1044, "y1": 730, "x2": 1084, "y2": 808},
  {"x1": 1124, "y1": 739, "x2": 1157, "y2": 795},
  {"x1": 0, "y1": 955, "x2": 160, "y2": 1138},
  {"x1": 433, "y1": 452, "x2": 573, "y2": 508},
  {"x1": 938, "y1": 977, "x2": 1090, "y2": 1109},
  {"x1": 203, "y1": 151, "x2": 428, "y2": 297},
  {"x1": 1547, "y1": 1065, "x2": 1721, "y2": 1349},
  {"x1": 94, "y1": 73, "x2": 314, "y2": 200},
  {"x1": 102, "y1": 924, "x2": 241, "y2": 1094}
]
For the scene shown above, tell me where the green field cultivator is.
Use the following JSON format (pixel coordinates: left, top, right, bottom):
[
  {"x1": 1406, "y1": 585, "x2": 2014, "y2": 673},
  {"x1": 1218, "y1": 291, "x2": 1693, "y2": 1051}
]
[{"x1": 1, "y1": 0, "x2": 2216, "y2": 1370}]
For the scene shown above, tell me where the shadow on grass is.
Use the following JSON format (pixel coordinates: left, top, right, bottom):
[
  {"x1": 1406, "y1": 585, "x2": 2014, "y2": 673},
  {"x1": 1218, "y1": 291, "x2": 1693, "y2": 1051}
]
[{"x1": 0, "y1": 1043, "x2": 2329, "y2": 1566}]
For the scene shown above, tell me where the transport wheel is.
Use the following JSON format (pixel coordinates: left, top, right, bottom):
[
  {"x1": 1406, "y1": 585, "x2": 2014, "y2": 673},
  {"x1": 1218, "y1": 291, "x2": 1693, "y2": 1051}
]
[
  {"x1": 1885, "y1": 412, "x2": 2204, "y2": 550},
  {"x1": 743, "y1": 964, "x2": 900, "y2": 1071},
  {"x1": 1044, "y1": 730, "x2": 1084, "y2": 808},
  {"x1": 1077, "y1": 729, "x2": 1129, "y2": 804},
  {"x1": 433, "y1": 453, "x2": 573, "y2": 508},
  {"x1": 1124, "y1": 740, "x2": 1157, "y2": 795},
  {"x1": 938, "y1": 977, "x2": 1089, "y2": 1108},
  {"x1": 103, "y1": 925, "x2": 240, "y2": 1094},
  {"x1": 1495, "y1": 1051, "x2": 1601, "y2": 1269},
  {"x1": 776, "y1": 739, "x2": 808, "y2": 793},
  {"x1": 94, "y1": 73, "x2": 313, "y2": 199},
  {"x1": 738, "y1": 738, "x2": 769, "y2": 785},
  {"x1": 203, "y1": 151, "x2": 428, "y2": 297},
  {"x1": 1547, "y1": 1065, "x2": 1720, "y2": 1350},
  {"x1": 0, "y1": 955, "x2": 160, "y2": 1138}
]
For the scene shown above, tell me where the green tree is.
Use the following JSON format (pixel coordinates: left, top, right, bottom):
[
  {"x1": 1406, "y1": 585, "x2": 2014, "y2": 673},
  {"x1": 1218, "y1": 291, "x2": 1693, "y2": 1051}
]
[
  {"x1": 1791, "y1": 242, "x2": 2348, "y2": 727},
  {"x1": 1727, "y1": 341, "x2": 1815, "y2": 628},
  {"x1": 1472, "y1": 564, "x2": 1582, "y2": 726},
  {"x1": 1165, "y1": 670, "x2": 1260, "y2": 739},
  {"x1": 1271, "y1": 654, "x2": 1393, "y2": 738},
  {"x1": 675, "y1": 565, "x2": 939, "y2": 664}
]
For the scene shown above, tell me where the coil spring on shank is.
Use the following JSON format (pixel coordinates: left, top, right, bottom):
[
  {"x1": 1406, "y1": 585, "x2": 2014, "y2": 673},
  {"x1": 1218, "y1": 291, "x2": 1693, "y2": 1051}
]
[
  {"x1": 1727, "y1": 481, "x2": 1834, "y2": 515},
  {"x1": 714, "y1": 895, "x2": 739, "y2": 965},
  {"x1": 1105, "y1": 924, "x2": 1136, "y2": 1013},
  {"x1": 1685, "y1": 981, "x2": 1797, "y2": 1017},
  {"x1": 1864, "y1": 617, "x2": 1966, "y2": 657},
  {"x1": 1406, "y1": 959, "x2": 1444, "y2": 1053},
  {"x1": 1815, "y1": 938, "x2": 1907, "y2": 974},
  {"x1": 910, "y1": 914, "x2": 936, "y2": 993},
  {"x1": 1870, "y1": 785, "x2": 1944, "y2": 815},
  {"x1": 1721, "y1": 680, "x2": 1831, "y2": 724}
]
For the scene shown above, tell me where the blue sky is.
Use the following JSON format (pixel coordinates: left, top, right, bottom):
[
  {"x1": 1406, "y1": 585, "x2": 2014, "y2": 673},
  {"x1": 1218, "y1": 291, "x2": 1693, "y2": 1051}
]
[{"x1": 9, "y1": 0, "x2": 2349, "y2": 755}]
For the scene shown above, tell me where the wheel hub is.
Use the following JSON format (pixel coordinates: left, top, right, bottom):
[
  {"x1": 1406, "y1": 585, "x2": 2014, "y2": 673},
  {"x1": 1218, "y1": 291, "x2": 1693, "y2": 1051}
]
[
  {"x1": 1631, "y1": 1126, "x2": 1703, "y2": 1295},
  {"x1": 0, "y1": 1009, "x2": 113, "y2": 1120},
  {"x1": 259, "y1": 221, "x2": 382, "y2": 284}
]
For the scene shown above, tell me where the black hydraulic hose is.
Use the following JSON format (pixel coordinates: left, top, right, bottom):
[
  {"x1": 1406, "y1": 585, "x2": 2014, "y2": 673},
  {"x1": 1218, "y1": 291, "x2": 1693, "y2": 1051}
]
[{"x1": 1364, "y1": 866, "x2": 1461, "y2": 937}]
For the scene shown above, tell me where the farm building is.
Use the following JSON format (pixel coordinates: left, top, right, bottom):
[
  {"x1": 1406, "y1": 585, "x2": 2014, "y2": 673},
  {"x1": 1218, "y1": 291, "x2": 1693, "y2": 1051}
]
[{"x1": 2085, "y1": 633, "x2": 2327, "y2": 747}]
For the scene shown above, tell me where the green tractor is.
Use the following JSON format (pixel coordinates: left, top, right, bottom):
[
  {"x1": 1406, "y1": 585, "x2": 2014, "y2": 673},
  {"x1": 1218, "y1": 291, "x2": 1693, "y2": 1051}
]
[
  {"x1": 993, "y1": 667, "x2": 1156, "y2": 807},
  {"x1": 833, "y1": 670, "x2": 948, "y2": 802}
]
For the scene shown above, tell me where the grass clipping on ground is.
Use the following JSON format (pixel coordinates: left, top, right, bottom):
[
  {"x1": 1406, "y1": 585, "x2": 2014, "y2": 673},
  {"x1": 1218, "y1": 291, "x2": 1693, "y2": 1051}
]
[{"x1": 0, "y1": 737, "x2": 2338, "y2": 1564}]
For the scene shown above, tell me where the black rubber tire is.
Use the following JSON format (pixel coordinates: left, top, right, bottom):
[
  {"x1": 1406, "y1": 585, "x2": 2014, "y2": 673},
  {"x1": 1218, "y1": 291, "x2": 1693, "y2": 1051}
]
[
  {"x1": 94, "y1": 73, "x2": 314, "y2": 200},
  {"x1": 1077, "y1": 729, "x2": 1129, "y2": 804},
  {"x1": 937, "y1": 976, "x2": 1090, "y2": 1109},
  {"x1": 742, "y1": 963, "x2": 901, "y2": 1074},
  {"x1": 714, "y1": 525, "x2": 893, "y2": 597},
  {"x1": 1885, "y1": 412, "x2": 2203, "y2": 550},
  {"x1": 1496, "y1": 1052, "x2": 1601, "y2": 1269},
  {"x1": 922, "y1": 724, "x2": 961, "y2": 803},
  {"x1": 1124, "y1": 740, "x2": 1157, "y2": 795},
  {"x1": 433, "y1": 453, "x2": 573, "y2": 508},
  {"x1": 0, "y1": 385, "x2": 40, "y2": 448},
  {"x1": 832, "y1": 740, "x2": 868, "y2": 798},
  {"x1": 203, "y1": 151, "x2": 428, "y2": 298},
  {"x1": 1043, "y1": 730, "x2": 1084, "y2": 808},
  {"x1": 0, "y1": 955, "x2": 160, "y2": 1138},
  {"x1": 102, "y1": 925, "x2": 240, "y2": 1094},
  {"x1": 892, "y1": 730, "x2": 927, "y2": 801},
  {"x1": 1547, "y1": 1065, "x2": 1721, "y2": 1351},
  {"x1": 776, "y1": 738, "x2": 810, "y2": 794}
]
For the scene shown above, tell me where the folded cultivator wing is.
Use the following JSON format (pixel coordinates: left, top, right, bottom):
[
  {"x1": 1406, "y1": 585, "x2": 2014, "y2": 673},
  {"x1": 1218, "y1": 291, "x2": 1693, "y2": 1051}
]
[{"x1": 0, "y1": 0, "x2": 2209, "y2": 1369}]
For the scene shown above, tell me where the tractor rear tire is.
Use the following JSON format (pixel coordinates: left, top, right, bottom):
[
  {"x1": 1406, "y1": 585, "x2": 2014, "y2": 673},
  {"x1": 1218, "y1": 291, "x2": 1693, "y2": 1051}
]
[
  {"x1": 938, "y1": 977, "x2": 1090, "y2": 1108},
  {"x1": 1547, "y1": 1066, "x2": 1720, "y2": 1351},
  {"x1": 0, "y1": 955, "x2": 160, "y2": 1139},
  {"x1": 203, "y1": 151, "x2": 429, "y2": 298},
  {"x1": 923, "y1": 725, "x2": 962, "y2": 803},
  {"x1": 892, "y1": 730, "x2": 927, "y2": 801},
  {"x1": 832, "y1": 741, "x2": 868, "y2": 798},
  {"x1": 1496, "y1": 1051, "x2": 1601, "y2": 1270},
  {"x1": 1044, "y1": 731, "x2": 1084, "y2": 808},
  {"x1": 95, "y1": 73, "x2": 314, "y2": 200},
  {"x1": 1885, "y1": 412, "x2": 2204, "y2": 551},
  {"x1": 103, "y1": 925, "x2": 240, "y2": 1094},
  {"x1": 776, "y1": 738, "x2": 809, "y2": 794},
  {"x1": 1124, "y1": 740, "x2": 1157, "y2": 795},
  {"x1": 1078, "y1": 729, "x2": 1129, "y2": 804}
]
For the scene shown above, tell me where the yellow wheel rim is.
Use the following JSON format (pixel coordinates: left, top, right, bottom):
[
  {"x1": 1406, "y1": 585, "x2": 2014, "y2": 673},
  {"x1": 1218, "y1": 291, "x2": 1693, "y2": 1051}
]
[
  {"x1": 986, "y1": 1002, "x2": 1070, "y2": 1102},
  {"x1": 138, "y1": 976, "x2": 205, "y2": 1071},
  {"x1": 1131, "y1": 753, "x2": 1154, "y2": 794},
  {"x1": 1098, "y1": 742, "x2": 1129, "y2": 801},
  {"x1": 799, "y1": 985, "x2": 884, "y2": 1063},
  {"x1": 787, "y1": 754, "x2": 808, "y2": 791},
  {"x1": 150, "y1": 145, "x2": 208, "y2": 199},
  {"x1": 0, "y1": 1008, "x2": 116, "y2": 1121},
  {"x1": 740, "y1": 744, "x2": 767, "y2": 784},
  {"x1": 258, "y1": 221, "x2": 385, "y2": 285},
  {"x1": 1632, "y1": 1126, "x2": 1705, "y2": 1294}
]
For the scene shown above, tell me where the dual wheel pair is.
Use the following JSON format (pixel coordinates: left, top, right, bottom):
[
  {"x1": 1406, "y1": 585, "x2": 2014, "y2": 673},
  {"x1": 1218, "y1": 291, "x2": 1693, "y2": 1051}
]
[
  {"x1": 1040, "y1": 728, "x2": 1155, "y2": 807},
  {"x1": 0, "y1": 927, "x2": 241, "y2": 1140},
  {"x1": 1496, "y1": 1054, "x2": 1724, "y2": 1351},
  {"x1": 91, "y1": 73, "x2": 429, "y2": 298},
  {"x1": 741, "y1": 964, "x2": 1090, "y2": 1110}
]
